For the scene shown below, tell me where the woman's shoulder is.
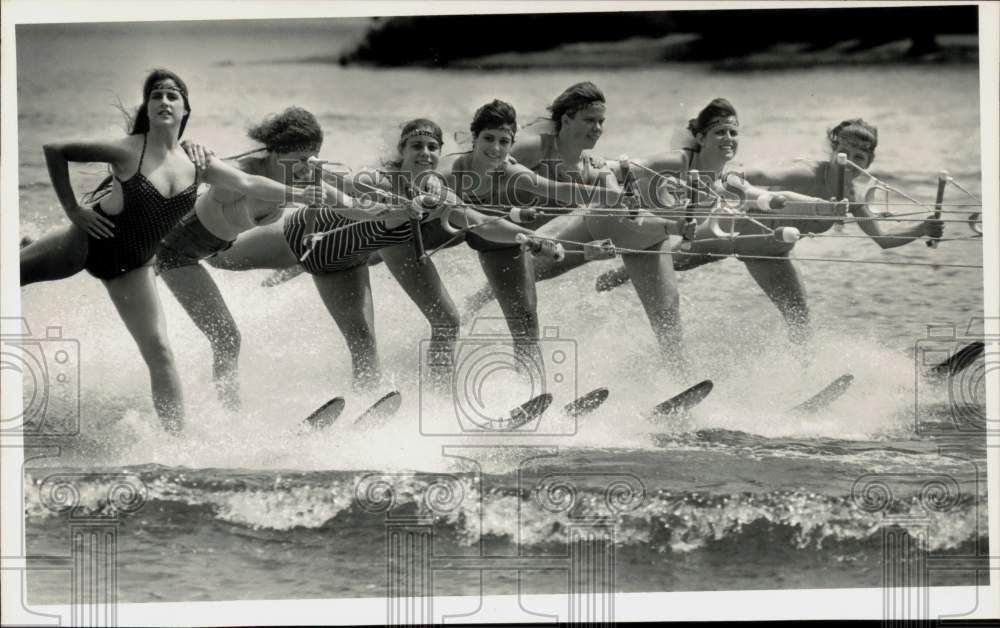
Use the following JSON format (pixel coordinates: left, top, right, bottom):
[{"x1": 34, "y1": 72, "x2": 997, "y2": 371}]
[
  {"x1": 450, "y1": 152, "x2": 473, "y2": 171},
  {"x1": 111, "y1": 134, "x2": 146, "y2": 163},
  {"x1": 641, "y1": 149, "x2": 690, "y2": 173},
  {"x1": 121, "y1": 133, "x2": 146, "y2": 149},
  {"x1": 511, "y1": 136, "x2": 544, "y2": 165}
]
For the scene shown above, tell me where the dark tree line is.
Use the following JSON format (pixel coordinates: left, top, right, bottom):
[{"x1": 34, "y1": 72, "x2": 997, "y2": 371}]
[{"x1": 339, "y1": 6, "x2": 977, "y2": 67}]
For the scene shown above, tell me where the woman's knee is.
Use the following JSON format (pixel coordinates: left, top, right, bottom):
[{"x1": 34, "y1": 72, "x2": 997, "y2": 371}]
[{"x1": 137, "y1": 335, "x2": 178, "y2": 372}]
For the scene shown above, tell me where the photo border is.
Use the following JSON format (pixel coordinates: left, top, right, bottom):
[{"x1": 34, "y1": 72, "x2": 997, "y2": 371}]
[{"x1": 2, "y1": 0, "x2": 997, "y2": 624}]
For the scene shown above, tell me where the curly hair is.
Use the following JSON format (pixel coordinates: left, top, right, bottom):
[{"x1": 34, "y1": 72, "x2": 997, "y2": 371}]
[
  {"x1": 247, "y1": 106, "x2": 323, "y2": 154},
  {"x1": 827, "y1": 118, "x2": 878, "y2": 154}
]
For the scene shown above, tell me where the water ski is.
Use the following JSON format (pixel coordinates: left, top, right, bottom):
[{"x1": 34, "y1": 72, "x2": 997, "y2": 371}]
[
  {"x1": 482, "y1": 393, "x2": 553, "y2": 431},
  {"x1": 563, "y1": 387, "x2": 610, "y2": 417},
  {"x1": 649, "y1": 380, "x2": 713, "y2": 421},
  {"x1": 354, "y1": 391, "x2": 403, "y2": 427},
  {"x1": 927, "y1": 342, "x2": 984, "y2": 381},
  {"x1": 788, "y1": 374, "x2": 854, "y2": 415},
  {"x1": 302, "y1": 396, "x2": 346, "y2": 430}
]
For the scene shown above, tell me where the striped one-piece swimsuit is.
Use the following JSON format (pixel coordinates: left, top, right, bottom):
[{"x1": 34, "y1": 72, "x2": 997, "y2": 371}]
[{"x1": 283, "y1": 206, "x2": 414, "y2": 274}]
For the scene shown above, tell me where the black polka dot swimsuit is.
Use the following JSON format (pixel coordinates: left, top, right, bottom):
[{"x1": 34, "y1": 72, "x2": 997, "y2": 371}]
[{"x1": 84, "y1": 134, "x2": 198, "y2": 280}]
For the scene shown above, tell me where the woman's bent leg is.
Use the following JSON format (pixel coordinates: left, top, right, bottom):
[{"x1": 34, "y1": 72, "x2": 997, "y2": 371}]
[
  {"x1": 532, "y1": 215, "x2": 591, "y2": 281},
  {"x1": 380, "y1": 243, "x2": 460, "y2": 386},
  {"x1": 20, "y1": 224, "x2": 88, "y2": 285},
  {"x1": 160, "y1": 264, "x2": 242, "y2": 410},
  {"x1": 743, "y1": 258, "x2": 811, "y2": 344},
  {"x1": 208, "y1": 221, "x2": 297, "y2": 271},
  {"x1": 596, "y1": 236, "x2": 726, "y2": 291},
  {"x1": 476, "y1": 247, "x2": 543, "y2": 369},
  {"x1": 104, "y1": 267, "x2": 184, "y2": 432},
  {"x1": 622, "y1": 240, "x2": 688, "y2": 375},
  {"x1": 463, "y1": 216, "x2": 590, "y2": 319},
  {"x1": 311, "y1": 266, "x2": 381, "y2": 391}
]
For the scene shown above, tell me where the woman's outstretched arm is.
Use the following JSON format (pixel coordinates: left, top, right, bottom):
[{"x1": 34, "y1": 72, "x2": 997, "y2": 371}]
[{"x1": 202, "y1": 158, "x2": 325, "y2": 205}]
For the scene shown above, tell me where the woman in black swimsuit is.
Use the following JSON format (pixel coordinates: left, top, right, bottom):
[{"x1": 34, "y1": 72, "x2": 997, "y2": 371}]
[{"x1": 20, "y1": 69, "x2": 323, "y2": 432}]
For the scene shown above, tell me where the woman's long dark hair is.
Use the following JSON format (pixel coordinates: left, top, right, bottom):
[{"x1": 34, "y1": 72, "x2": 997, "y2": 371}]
[{"x1": 85, "y1": 69, "x2": 192, "y2": 203}]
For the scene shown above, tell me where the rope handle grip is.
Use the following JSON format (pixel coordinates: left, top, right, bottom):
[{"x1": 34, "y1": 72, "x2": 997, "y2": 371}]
[
  {"x1": 515, "y1": 233, "x2": 566, "y2": 261},
  {"x1": 928, "y1": 171, "x2": 948, "y2": 249}
]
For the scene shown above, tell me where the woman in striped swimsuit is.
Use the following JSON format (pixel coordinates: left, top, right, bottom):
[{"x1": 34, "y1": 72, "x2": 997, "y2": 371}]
[
  {"x1": 210, "y1": 119, "x2": 558, "y2": 391},
  {"x1": 20, "y1": 70, "x2": 324, "y2": 432}
]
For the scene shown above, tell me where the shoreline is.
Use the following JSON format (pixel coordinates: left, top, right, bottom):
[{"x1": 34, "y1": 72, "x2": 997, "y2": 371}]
[{"x1": 356, "y1": 34, "x2": 979, "y2": 72}]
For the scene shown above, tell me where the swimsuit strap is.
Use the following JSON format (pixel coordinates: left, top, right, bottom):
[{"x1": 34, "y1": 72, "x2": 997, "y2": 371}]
[
  {"x1": 680, "y1": 147, "x2": 697, "y2": 171},
  {"x1": 135, "y1": 133, "x2": 149, "y2": 178}
]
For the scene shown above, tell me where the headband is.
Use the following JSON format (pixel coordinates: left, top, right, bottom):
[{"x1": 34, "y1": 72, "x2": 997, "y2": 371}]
[
  {"x1": 478, "y1": 123, "x2": 517, "y2": 139},
  {"x1": 703, "y1": 115, "x2": 739, "y2": 134},
  {"x1": 556, "y1": 100, "x2": 606, "y2": 119},
  {"x1": 400, "y1": 127, "x2": 442, "y2": 144},
  {"x1": 151, "y1": 81, "x2": 186, "y2": 98},
  {"x1": 267, "y1": 140, "x2": 321, "y2": 155},
  {"x1": 834, "y1": 132, "x2": 876, "y2": 154}
]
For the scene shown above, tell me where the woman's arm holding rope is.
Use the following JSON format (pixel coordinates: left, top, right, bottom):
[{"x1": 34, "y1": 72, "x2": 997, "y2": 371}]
[{"x1": 849, "y1": 200, "x2": 943, "y2": 248}]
